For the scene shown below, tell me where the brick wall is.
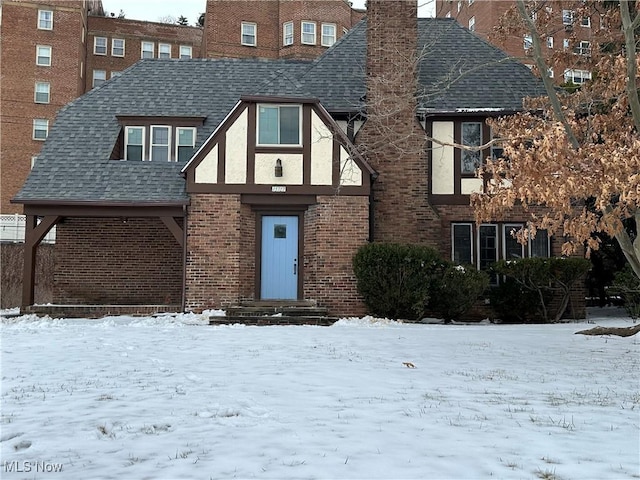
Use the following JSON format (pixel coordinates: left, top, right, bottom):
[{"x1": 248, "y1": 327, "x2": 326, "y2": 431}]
[
  {"x1": 54, "y1": 217, "x2": 183, "y2": 304},
  {"x1": 1, "y1": 0, "x2": 87, "y2": 214},
  {"x1": 86, "y1": 16, "x2": 203, "y2": 90},
  {"x1": 204, "y1": 0, "x2": 362, "y2": 59},
  {"x1": 304, "y1": 195, "x2": 368, "y2": 316},
  {"x1": 185, "y1": 194, "x2": 243, "y2": 311},
  {"x1": 357, "y1": 0, "x2": 441, "y2": 248}
]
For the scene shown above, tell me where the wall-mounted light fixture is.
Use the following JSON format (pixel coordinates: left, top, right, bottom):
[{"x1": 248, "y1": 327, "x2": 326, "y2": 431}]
[{"x1": 274, "y1": 158, "x2": 283, "y2": 177}]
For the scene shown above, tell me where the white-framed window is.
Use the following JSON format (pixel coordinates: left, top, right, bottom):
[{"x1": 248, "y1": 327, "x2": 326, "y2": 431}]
[
  {"x1": 82, "y1": 26, "x2": 85, "y2": 43},
  {"x1": 452, "y1": 223, "x2": 473, "y2": 265},
  {"x1": 36, "y1": 45, "x2": 52, "y2": 66},
  {"x1": 257, "y1": 104, "x2": 301, "y2": 145},
  {"x1": 574, "y1": 40, "x2": 591, "y2": 56},
  {"x1": 563, "y1": 38, "x2": 570, "y2": 50},
  {"x1": 112, "y1": 38, "x2": 125, "y2": 57},
  {"x1": 468, "y1": 0, "x2": 474, "y2": 4},
  {"x1": 176, "y1": 127, "x2": 197, "y2": 162},
  {"x1": 457, "y1": 1, "x2": 462, "y2": 13},
  {"x1": 461, "y1": 122, "x2": 482, "y2": 175},
  {"x1": 80, "y1": 61, "x2": 83, "y2": 78},
  {"x1": 141, "y1": 41, "x2": 154, "y2": 59},
  {"x1": 158, "y1": 43, "x2": 171, "y2": 59},
  {"x1": 562, "y1": 9, "x2": 574, "y2": 25},
  {"x1": 110, "y1": 71, "x2": 121, "y2": 78},
  {"x1": 547, "y1": 68, "x2": 554, "y2": 78},
  {"x1": 523, "y1": 34, "x2": 532, "y2": 50},
  {"x1": 125, "y1": 126, "x2": 144, "y2": 161},
  {"x1": 34, "y1": 82, "x2": 50, "y2": 103},
  {"x1": 94, "y1": 36, "x2": 107, "y2": 55},
  {"x1": 564, "y1": 69, "x2": 591, "y2": 84},
  {"x1": 469, "y1": 16, "x2": 476, "y2": 32},
  {"x1": 150, "y1": 126, "x2": 171, "y2": 161},
  {"x1": 33, "y1": 119, "x2": 49, "y2": 140},
  {"x1": 179, "y1": 45, "x2": 192, "y2": 59},
  {"x1": 92, "y1": 69, "x2": 106, "y2": 88},
  {"x1": 301, "y1": 21, "x2": 316, "y2": 45},
  {"x1": 321, "y1": 23, "x2": 336, "y2": 47},
  {"x1": 31, "y1": 156, "x2": 38, "y2": 169},
  {"x1": 283, "y1": 21, "x2": 294, "y2": 46},
  {"x1": 446, "y1": 11, "x2": 451, "y2": 18},
  {"x1": 38, "y1": 9, "x2": 53, "y2": 30},
  {"x1": 546, "y1": 36, "x2": 554, "y2": 49},
  {"x1": 581, "y1": 16, "x2": 591, "y2": 27},
  {"x1": 241, "y1": 22, "x2": 257, "y2": 46}
]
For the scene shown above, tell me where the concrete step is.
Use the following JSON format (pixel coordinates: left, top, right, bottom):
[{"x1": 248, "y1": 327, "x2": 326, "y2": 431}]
[
  {"x1": 209, "y1": 315, "x2": 337, "y2": 326},
  {"x1": 226, "y1": 302, "x2": 328, "y2": 318}
]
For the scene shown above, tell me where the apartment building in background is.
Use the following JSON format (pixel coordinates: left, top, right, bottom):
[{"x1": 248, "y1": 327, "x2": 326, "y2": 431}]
[
  {"x1": 0, "y1": 0, "x2": 363, "y2": 218},
  {"x1": 435, "y1": 0, "x2": 610, "y2": 86}
]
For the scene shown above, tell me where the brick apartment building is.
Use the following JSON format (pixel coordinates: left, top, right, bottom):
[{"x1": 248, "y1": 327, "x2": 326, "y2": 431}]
[
  {"x1": 0, "y1": 0, "x2": 363, "y2": 217},
  {"x1": 435, "y1": 0, "x2": 609, "y2": 86}
]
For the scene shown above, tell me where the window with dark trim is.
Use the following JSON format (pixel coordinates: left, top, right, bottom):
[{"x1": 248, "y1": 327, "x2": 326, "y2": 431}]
[
  {"x1": 257, "y1": 105, "x2": 301, "y2": 145},
  {"x1": 461, "y1": 122, "x2": 482, "y2": 175}
]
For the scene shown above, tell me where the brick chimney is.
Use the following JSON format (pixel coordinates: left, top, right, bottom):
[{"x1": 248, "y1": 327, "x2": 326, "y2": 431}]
[{"x1": 358, "y1": 0, "x2": 440, "y2": 246}]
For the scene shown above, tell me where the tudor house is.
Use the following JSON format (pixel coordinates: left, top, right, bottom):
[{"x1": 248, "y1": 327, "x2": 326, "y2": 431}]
[{"x1": 14, "y1": 1, "x2": 576, "y2": 318}]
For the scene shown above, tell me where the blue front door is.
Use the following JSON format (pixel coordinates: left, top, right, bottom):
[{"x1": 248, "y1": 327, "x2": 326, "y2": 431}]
[{"x1": 261, "y1": 216, "x2": 299, "y2": 299}]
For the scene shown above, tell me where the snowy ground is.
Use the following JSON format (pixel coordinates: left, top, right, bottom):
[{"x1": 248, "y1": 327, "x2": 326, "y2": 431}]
[{"x1": 1, "y1": 308, "x2": 638, "y2": 480}]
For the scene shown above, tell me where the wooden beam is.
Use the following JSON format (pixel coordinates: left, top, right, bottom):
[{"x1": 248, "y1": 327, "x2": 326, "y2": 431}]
[
  {"x1": 160, "y1": 216, "x2": 184, "y2": 247},
  {"x1": 22, "y1": 215, "x2": 60, "y2": 308}
]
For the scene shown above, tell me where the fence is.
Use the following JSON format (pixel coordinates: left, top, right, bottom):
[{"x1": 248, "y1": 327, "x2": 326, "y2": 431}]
[{"x1": 0, "y1": 214, "x2": 56, "y2": 244}]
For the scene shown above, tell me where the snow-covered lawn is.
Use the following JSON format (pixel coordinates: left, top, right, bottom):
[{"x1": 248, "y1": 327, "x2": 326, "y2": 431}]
[{"x1": 1, "y1": 309, "x2": 638, "y2": 480}]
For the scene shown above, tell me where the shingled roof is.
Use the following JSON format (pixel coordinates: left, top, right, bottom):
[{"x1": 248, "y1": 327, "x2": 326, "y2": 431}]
[{"x1": 14, "y1": 18, "x2": 546, "y2": 205}]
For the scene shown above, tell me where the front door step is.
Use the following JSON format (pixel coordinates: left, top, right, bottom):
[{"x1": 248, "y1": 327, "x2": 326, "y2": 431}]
[{"x1": 209, "y1": 314, "x2": 337, "y2": 326}]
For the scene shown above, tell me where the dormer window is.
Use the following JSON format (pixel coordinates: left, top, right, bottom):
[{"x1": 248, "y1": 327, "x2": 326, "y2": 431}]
[
  {"x1": 118, "y1": 116, "x2": 204, "y2": 162},
  {"x1": 257, "y1": 105, "x2": 300, "y2": 145}
]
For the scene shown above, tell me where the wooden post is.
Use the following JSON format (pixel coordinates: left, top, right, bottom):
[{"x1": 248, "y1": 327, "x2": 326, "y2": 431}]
[{"x1": 21, "y1": 215, "x2": 61, "y2": 309}]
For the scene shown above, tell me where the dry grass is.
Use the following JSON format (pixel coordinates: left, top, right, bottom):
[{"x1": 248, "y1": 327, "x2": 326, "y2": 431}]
[{"x1": 1, "y1": 243, "x2": 54, "y2": 308}]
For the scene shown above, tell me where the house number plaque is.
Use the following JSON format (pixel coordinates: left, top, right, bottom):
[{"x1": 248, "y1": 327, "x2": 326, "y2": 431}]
[{"x1": 271, "y1": 186, "x2": 286, "y2": 193}]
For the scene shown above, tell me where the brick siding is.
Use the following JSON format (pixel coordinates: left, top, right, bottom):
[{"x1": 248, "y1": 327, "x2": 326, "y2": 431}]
[{"x1": 54, "y1": 217, "x2": 183, "y2": 304}]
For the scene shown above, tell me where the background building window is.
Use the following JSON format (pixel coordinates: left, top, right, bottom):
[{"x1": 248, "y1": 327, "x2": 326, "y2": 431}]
[
  {"x1": 574, "y1": 40, "x2": 591, "y2": 56},
  {"x1": 112, "y1": 38, "x2": 125, "y2": 57},
  {"x1": 581, "y1": 16, "x2": 591, "y2": 27},
  {"x1": 524, "y1": 34, "x2": 532, "y2": 50},
  {"x1": 36, "y1": 45, "x2": 52, "y2": 66},
  {"x1": 461, "y1": 122, "x2": 482, "y2": 174},
  {"x1": 564, "y1": 69, "x2": 591, "y2": 84},
  {"x1": 258, "y1": 105, "x2": 300, "y2": 145},
  {"x1": 283, "y1": 21, "x2": 294, "y2": 46},
  {"x1": 94, "y1": 37, "x2": 107, "y2": 55},
  {"x1": 151, "y1": 126, "x2": 170, "y2": 161},
  {"x1": 321, "y1": 23, "x2": 336, "y2": 47},
  {"x1": 34, "y1": 82, "x2": 50, "y2": 103},
  {"x1": 179, "y1": 45, "x2": 192, "y2": 59},
  {"x1": 546, "y1": 36, "x2": 554, "y2": 49},
  {"x1": 33, "y1": 119, "x2": 49, "y2": 140},
  {"x1": 562, "y1": 10, "x2": 574, "y2": 25},
  {"x1": 176, "y1": 127, "x2": 196, "y2": 162},
  {"x1": 125, "y1": 126, "x2": 144, "y2": 160},
  {"x1": 301, "y1": 21, "x2": 316, "y2": 45},
  {"x1": 38, "y1": 10, "x2": 53, "y2": 30},
  {"x1": 141, "y1": 41, "x2": 154, "y2": 59},
  {"x1": 92, "y1": 69, "x2": 106, "y2": 88},
  {"x1": 241, "y1": 22, "x2": 256, "y2": 46},
  {"x1": 158, "y1": 43, "x2": 171, "y2": 59},
  {"x1": 468, "y1": 16, "x2": 475, "y2": 32}
]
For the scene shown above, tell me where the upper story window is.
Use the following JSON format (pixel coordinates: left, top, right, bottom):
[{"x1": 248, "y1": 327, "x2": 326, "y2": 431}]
[
  {"x1": 581, "y1": 16, "x2": 591, "y2": 27},
  {"x1": 141, "y1": 41, "x2": 154, "y2": 59},
  {"x1": 258, "y1": 105, "x2": 301, "y2": 146},
  {"x1": 546, "y1": 36, "x2": 554, "y2": 49},
  {"x1": 112, "y1": 38, "x2": 125, "y2": 57},
  {"x1": 36, "y1": 45, "x2": 52, "y2": 66},
  {"x1": 574, "y1": 40, "x2": 591, "y2": 56},
  {"x1": 33, "y1": 119, "x2": 49, "y2": 140},
  {"x1": 241, "y1": 22, "x2": 257, "y2": 46},
  {"x1": 283, "y1": 21, "x2": 294, "y2": 46},
  {"x1": 125, "y1": 126, "x2": 144, "y2": 161},
  {"x1": 564, "y1": 68, "x2": 591, "y2": 84},
  {"x1": 461, "y1": 122, "x2": 482, "y2": 175},
  {"x1": 158, "y1": 43, "x2": 171, "y2": 59},
  {"x1": 179, "y1": 45, "x2": 192, "y2": 59},
  {"x1": 562, "y1": 10, "x2": 574, "y2": 25},
  {"x1": 38, "y1": 10, "x2": 53, "y2": 30},
  {"x1": 150, "y1": 126, "x2": 171, "y2": 161},
  {"x1": 468, "y1": 16, "x2": 475, "y2": 32},
  {"x1": 92, "y1": 69, "x2": 106, "y2": 88},
  {"x1": 34, "y1": 82, "x2": 50, "y2": 103},
  {"x1": 321, "y1": 23, "x2": 336, "y2": 47},
  {"x1": 301, "y1": 21, "x2": 316, "y2": 45},
  {"x1": 94, "y1": 37, "x2": 107, "y2": 55},
  {"x1": 524, "y1": 34, "x2": 533, "y2": 50},
  {"x1": 176, "y1": 127, "x2": 196, "y2": 161}
]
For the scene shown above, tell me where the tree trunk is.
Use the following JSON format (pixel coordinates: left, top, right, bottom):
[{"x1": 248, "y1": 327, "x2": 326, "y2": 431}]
[{"x1": 575, "y1": 324, "x2": 640, "y2": 337}]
